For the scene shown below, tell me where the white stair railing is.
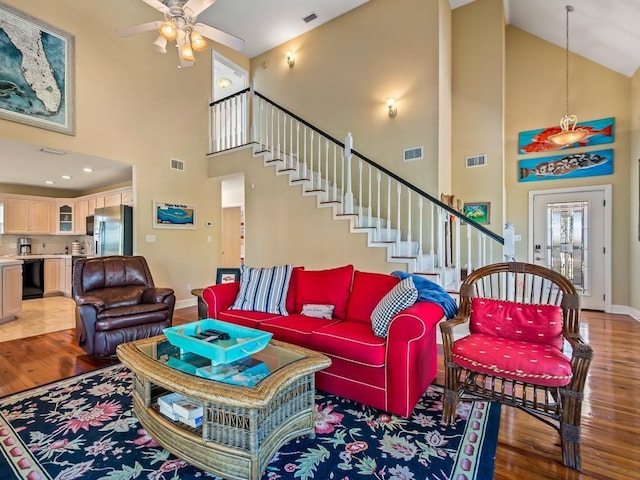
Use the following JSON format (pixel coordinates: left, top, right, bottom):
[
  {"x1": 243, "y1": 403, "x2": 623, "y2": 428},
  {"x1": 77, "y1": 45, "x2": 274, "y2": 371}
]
[{"x1": 211, "y1": 91, "x2": 505, "y2": 289}]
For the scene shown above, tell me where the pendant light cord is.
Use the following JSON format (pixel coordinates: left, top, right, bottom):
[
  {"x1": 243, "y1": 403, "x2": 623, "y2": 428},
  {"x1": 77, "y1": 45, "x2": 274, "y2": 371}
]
[{"x1": 565, "y1": 5, "x2": 573, "y2": 117}]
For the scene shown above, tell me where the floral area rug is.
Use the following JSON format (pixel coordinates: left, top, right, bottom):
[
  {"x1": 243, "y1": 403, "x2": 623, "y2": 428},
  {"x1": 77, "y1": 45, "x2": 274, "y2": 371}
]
[{"x1": 0, "y1": 364, "x2": 500, "y2": 479}]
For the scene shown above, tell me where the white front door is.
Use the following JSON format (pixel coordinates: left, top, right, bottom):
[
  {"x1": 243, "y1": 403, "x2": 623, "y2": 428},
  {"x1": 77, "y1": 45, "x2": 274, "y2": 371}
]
[{"x1": 530, "y1": 186, "x2": 611, "y2": 311}]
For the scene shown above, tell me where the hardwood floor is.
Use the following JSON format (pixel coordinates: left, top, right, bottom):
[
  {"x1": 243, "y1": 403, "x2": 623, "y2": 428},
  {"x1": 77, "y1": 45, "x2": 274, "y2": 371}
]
[{"x1": 0, "y1": 306, "x2": 638, "y2": 479}]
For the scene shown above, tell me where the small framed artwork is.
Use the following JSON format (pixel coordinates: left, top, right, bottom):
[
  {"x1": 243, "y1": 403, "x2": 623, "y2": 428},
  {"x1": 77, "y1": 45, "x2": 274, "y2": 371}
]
[
  {"x1": 216, "y1": 268, "x2": 240, "y2": 284},
  {"x1": 463, "y1": 202, "x2": 490, "y2": 224},
  {"x1": 0, "y1": 3, "x2": 75, "y2": 135},
  {"x1": 153, "y1": 201, "x2": 196, "y2": 229}
]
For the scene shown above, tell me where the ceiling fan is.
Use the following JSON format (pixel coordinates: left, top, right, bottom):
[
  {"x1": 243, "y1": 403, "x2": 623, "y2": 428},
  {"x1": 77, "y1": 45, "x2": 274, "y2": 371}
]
[{"x1": 117, "y1": 0, "x2": 244, "y2": 67}]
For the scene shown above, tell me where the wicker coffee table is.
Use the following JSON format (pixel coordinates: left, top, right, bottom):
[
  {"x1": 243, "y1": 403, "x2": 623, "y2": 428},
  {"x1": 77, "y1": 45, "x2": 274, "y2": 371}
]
[{"x1": 116, "y1": 333, "x2": 331, "y2": 480}]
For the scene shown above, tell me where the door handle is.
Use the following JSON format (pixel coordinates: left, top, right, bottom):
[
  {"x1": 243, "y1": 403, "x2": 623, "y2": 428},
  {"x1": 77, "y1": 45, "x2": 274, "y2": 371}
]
[{"x1": 535, "y1": 256, "x2": 544, "y2": 261}]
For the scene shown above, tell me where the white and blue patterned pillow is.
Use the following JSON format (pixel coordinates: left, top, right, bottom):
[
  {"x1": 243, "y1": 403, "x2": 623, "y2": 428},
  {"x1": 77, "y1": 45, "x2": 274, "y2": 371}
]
[
  {"x1": 371, "y1": 277, "x2": 418, "y2": 337},
  {"x1": 230, "y1": 264, "x2": 293, "y2": 315}
]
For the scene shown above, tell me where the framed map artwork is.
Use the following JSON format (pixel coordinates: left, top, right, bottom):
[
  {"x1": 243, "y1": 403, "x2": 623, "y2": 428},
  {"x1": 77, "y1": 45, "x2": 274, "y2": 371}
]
[
  {"x1": 0, "y1": 2, "x2": 75, "y2": 135},
  {"x1": 153, "y1": 201, "x2": 197, "y2": 229}
]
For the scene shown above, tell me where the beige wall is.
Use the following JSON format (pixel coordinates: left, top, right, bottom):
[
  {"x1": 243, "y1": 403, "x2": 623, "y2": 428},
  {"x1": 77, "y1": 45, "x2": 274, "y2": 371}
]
[
  {"x1": 452, "y1": 0, "x2": 505, "y2": 234},
  {"x1": 631, "y1": 70, "x2": 640, "y2": 313},
  {"x1": 506, "y1": 26, "x2": 631, "y2": 306},
  {"x1": 0, "y1": 0, "x2": 249, "y2": 301},
  {"x1": 209, "y1": 149, "x2": 394, "y2": 273},
  {"x1": 438, "y1": 0, "x2": 453, "y2": 193},
  {"x1": 248, "y1": 0, "x2": 445, "y2": 197}
]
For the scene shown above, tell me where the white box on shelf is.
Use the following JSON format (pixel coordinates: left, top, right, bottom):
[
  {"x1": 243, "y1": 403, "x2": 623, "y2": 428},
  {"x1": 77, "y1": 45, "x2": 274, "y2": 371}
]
[
  {"x1": 157, "y1": 392, "x2": 186, "y2": 411},
  {"x1": 173, "y1": 398, "x2": 203, "y2": 420}
]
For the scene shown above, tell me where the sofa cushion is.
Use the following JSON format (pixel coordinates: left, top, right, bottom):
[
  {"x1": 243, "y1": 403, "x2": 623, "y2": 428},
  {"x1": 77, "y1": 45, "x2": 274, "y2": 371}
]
[
  {"x1": 311, "y1": 321, "x2": 387, "y2": 366},
  {"x1": 260, "y1": 314, "x2": 341, "y2": 348},
  {"x1": 371, "y1": 277, "x2": 418, "y2": 337},
  {"x1": 470, "y1": 298, "x2": 564, "y2": 350},
  {"x1": 218, "y1": 309, "x2": 284, "y2": 329},
  {"x1": 346, "y1": 271, "x2": 399, "y2": 323},
  {"x1": 452, "y1": 333, "x2": 572, "y2": 387},
  {"x1": 294, "y1": 265, "x2": 354, "y2": 320},
  {"x1": 286, "y1": 266, "x2": 304, "y2": 314},
  {"x1": 230, "y1": 264, "x2": 293, "y2": 315}
]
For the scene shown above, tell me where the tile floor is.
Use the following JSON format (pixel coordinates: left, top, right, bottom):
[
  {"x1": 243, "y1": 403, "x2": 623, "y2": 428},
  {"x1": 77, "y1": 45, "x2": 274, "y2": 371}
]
[{"x1": 0, "y1": 296, "x2": 75, "y2": 342}]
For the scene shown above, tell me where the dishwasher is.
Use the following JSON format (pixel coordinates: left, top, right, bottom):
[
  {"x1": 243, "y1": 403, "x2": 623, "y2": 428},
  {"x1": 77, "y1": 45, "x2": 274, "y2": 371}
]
[{"x1": 22, "y1": 258, "x2": 44, "y2": 300}]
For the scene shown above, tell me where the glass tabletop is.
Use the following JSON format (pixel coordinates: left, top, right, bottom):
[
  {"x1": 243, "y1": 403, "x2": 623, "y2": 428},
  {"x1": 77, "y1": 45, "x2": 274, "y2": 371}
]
[{"x1": 136, "y1": 336, "x2": 306, "y2": 388}]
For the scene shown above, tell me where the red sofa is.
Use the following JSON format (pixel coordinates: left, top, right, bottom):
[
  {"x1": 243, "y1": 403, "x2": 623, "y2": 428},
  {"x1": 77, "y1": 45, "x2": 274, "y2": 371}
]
[{"x1": 201, "y1": 265, "x2": 445, "y2": 417}]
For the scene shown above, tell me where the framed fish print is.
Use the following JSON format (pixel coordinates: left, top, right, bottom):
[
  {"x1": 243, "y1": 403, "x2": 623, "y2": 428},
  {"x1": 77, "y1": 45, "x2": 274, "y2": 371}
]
[
  {"x1": 462, "y1": 202, "x2": 490, "y2": 224},
  {"x1": 216, "y1": 268, "x2": 240, "y2": 284},
  {"x1": 518, "y1": 117, "x2": 614, "y2": 155},
  {"x1": 0, "y1": 2, "x2": 75, "y2": 135},
  {"x1": 518, "y1": 149, "x2": 613, "y2": 183}
]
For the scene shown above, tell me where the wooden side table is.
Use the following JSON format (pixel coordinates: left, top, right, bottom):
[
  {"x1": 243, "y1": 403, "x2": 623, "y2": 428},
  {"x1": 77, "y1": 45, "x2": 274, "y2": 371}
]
[{"x1": 191, "y1": 288, "x2": 208, "y2": 319}]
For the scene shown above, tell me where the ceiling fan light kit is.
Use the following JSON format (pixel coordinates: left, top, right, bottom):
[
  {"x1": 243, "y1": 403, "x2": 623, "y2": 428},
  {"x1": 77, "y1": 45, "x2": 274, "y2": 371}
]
[{"x1": 118, "y1": 0, "x2": 244, "y2": 67}]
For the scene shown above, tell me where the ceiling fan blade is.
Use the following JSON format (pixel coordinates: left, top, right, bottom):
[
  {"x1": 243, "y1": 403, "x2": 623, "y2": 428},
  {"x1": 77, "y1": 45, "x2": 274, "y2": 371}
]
[
  {"x1": 140, "y1": 0, "x2": 170, "y2": 14},
  {"x1": 196, "y1": 23, "x2": 244, "y2": 52},
  {"x1": 117, "y1": 20, "x2": 163, "y2": 37},
  {"x1": 183, "y1": 0, "x2": 218, "y2": 17}
]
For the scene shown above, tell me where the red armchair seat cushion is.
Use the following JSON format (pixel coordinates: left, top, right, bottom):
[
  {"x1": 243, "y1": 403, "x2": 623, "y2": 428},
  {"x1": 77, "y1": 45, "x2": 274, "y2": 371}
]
[
  {"x1": 451, "y1": 333, "x2": 572, "y2": 387},
  {"x1": 294, "y1": 265, "x2": 354, "y2": 320},
  {"x1": 471, "y1": 298, "x2": 564, "y2": 350},
  {"x1": 311, "y1": 321, "x2": 386, "y2": 366},
  {"x1": 260, "y1": 314, "x2": 341, "y2": 348}
]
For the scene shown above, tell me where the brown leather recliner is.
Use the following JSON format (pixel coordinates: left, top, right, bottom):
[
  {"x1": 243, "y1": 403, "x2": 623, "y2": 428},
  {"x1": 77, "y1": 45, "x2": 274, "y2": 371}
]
[{"x1": 73, "y1": 255, "x2": 175, "y2": 356}]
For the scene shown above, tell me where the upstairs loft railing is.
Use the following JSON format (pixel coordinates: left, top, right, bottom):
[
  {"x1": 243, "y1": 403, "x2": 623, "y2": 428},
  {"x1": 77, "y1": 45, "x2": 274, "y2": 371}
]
[{"x1": 209, "y1": 89, "x2": 506, "y2": 287}]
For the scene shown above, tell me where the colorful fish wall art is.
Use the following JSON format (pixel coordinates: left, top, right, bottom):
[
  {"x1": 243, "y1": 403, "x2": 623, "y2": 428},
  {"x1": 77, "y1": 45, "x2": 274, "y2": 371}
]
[
  {"x1": 518, "y1": 117, "x2": 615, "y2": 154},
  {"x1": 518, "y1": 149, "x2": 613, "y2": 183}
]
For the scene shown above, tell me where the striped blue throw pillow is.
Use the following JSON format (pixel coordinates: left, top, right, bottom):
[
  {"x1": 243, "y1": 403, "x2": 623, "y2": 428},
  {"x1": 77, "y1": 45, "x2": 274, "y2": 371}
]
[{"x1": 230, "y1": 264, "x2": 293, "y2": 315}]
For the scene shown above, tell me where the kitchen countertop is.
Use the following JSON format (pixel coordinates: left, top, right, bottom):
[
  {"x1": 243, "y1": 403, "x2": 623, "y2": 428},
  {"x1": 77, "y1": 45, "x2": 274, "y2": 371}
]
[
  {"x1": 0, "y1": 258, "x2": 24, "y2": 266},
  {"x1": 2, "y1": 254, "x2": 90, "y2": 260}
]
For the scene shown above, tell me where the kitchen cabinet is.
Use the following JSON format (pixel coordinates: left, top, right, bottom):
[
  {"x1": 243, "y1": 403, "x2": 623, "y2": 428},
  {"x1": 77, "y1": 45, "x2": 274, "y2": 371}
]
[
  {"x1": 1, "y1": 263, "x2": 22, "y2": 322},
  {"x1": 63, "y1": 258, "x2": 72, "y2": 297},
  {"x1": 44, "y1": 258, "x2": 63, "y2": 295},
  {"x1": 74, "y1": 199, "x2": 89, "y2": 234},
  {"x1": 56, "y1": 201, "x2": 74, "y2": 235},
  {"x1": 104, "y1": 192, "x2": 122, "y2": 207},
  {"x1": 3, "y1": 197, "x2": 53, "y2": 234}
]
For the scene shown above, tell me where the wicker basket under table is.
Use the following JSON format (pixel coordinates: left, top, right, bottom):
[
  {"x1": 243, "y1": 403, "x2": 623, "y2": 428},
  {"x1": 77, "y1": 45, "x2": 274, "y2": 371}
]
[{"x1": 117, "y1": 335, "x2": 331, "y2": 480}]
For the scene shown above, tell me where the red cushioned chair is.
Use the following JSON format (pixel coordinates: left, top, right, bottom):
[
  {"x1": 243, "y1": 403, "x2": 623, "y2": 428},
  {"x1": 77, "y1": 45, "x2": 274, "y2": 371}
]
[{"x1": 439, "y1": 262, "x2": 593, "y2": 471}]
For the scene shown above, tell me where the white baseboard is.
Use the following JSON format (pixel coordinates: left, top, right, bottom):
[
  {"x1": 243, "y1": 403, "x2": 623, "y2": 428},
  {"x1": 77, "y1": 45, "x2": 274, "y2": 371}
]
[
  {"x1": 176, "y1": 297, "x2": 197, "y2": 311},
  {"x1": 611, "y1": 304, "x2": 640, "y2": 321}
]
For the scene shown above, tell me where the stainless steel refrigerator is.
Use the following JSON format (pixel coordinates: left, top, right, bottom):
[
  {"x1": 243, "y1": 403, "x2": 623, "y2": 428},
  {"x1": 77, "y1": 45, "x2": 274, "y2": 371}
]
[{"x1": 94, "y1": 205, "x2": 133, "y2": 256}]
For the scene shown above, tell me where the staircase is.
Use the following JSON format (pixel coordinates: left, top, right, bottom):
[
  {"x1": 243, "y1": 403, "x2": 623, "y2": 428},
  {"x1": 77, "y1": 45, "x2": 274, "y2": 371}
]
[{"x1": 208, "y1": 88, "x2": 506, "y2": 291}]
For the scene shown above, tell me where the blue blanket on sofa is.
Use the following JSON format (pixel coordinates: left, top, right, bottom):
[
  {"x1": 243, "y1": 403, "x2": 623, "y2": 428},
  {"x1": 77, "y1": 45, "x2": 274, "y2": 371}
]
[{"x1": 391, "y1": 271, "x2": 459, "y2": 319}]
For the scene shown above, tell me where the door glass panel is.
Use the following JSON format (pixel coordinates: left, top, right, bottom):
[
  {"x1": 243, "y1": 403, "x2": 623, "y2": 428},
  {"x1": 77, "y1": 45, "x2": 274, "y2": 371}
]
[{"x1": 546, "y1": 201, "x2": 589, "y2": 294}]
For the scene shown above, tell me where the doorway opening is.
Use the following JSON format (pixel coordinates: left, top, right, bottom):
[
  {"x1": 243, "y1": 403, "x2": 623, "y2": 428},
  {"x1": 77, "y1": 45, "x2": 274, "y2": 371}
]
[
  {"x1": 529, "y1": 185, "x2": 611, "y2": 311},
  {"x1": 220, "y1": 173, "x2": 245, "y2": 267}
]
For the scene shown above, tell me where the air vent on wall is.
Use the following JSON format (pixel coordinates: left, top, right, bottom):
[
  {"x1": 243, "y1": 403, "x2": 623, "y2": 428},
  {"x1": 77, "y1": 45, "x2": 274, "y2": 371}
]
[
  {"x1": 466, "y1": 154, "x2": 486, "y2": 168},
  {"x1": 170, "y1": 158, "x2": 185, "y2": 171},
  {"x1": 403, "y1": 146, "x2": 423, "y2": 162}
]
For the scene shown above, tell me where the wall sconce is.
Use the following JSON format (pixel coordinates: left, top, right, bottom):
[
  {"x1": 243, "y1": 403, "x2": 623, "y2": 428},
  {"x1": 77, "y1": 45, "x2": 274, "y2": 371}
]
[
  {"x1": 286, "y1": 50, "x2": 295, "y2": 68},
  {"x1": 386, "y1": 97, "x2": 397, "y2": 118}
]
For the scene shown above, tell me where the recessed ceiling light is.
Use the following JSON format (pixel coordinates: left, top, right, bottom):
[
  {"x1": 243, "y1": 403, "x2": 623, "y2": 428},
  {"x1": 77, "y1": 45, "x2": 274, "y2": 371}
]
[
  {"x1": 83, "y1": 167, "x2": 94, "y2": 173},
  {"x1": 61, "y1": 175, "x2": 72, "y2": 180},
  {"x1": 45, "y1": 180, "x2": 55, "y2": 184}
]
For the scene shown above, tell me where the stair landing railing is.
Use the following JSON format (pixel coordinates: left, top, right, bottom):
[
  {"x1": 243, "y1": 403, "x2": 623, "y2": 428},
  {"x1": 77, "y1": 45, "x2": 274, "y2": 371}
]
[{"x1": 209, "y1": 89, "x2": 505, "y2": 287}]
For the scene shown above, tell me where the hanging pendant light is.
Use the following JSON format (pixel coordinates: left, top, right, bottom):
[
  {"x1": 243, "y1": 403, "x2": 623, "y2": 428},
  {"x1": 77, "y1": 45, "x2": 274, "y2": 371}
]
[{"x1": 548, "y1": 5, "x2": 588, "y2": 146}]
